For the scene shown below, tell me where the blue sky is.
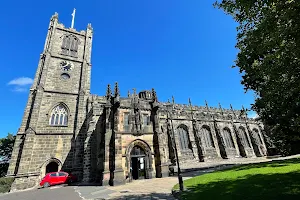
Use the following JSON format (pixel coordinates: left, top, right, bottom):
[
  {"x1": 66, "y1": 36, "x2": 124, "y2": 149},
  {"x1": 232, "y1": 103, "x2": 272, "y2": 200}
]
[{"x1": 0, "y1": 0, "x2": 257, "y2": 138}]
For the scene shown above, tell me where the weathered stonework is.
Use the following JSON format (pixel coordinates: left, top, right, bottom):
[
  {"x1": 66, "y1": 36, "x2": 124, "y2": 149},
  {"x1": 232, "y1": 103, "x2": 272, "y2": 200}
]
[{"x1": 7, "y1": 12, "x2": 268, "y2": 191}]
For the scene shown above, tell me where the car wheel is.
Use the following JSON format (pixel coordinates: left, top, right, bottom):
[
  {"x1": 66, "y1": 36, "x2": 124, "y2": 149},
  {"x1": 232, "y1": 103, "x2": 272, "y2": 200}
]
[{"x1": 43, "y1": 182, "x2": 50, "y2": 188}]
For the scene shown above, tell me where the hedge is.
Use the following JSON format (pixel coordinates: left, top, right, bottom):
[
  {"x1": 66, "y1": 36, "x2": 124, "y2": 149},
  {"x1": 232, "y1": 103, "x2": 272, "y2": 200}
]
[{"x1": 0, "y1": 177, "x2": 14, "y2": 193}]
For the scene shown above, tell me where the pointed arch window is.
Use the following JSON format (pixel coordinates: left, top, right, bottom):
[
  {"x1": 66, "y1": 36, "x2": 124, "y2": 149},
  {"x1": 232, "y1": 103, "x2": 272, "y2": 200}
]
[
  {"x1": 201, "y1": 126, "x2": 214, "y2": 148},
  {"x1": 61, "y1": 35, "x2": 79, "y2": 57},
  {"x1": 177, "y1": 125, "x2": 191, "y2": 151},
  {"x1": 223, "y1": 128, "x2": 234, "y2": 148},
  {"x1": 49, "y1": 104, "x2": 68, "y2": 126},
  {"x1": 252, "y1": 128, "x2": 263, "y2": 145},
  {"x1": 238, "y1": 127, "x2": 250, "y2": 148}
]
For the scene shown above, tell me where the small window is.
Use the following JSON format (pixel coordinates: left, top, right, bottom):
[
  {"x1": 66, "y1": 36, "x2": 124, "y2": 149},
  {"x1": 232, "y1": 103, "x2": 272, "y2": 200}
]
[
  {"x1": 50, "y1": 173, "x2": 57, "y2": 177},
  {"x1": 123, "y1": 113, "x2": 130, "y2": 131},
  {"x1": 124, "y1": 113, "x2": 129, "y2": 125},
  {"x1": 143, "y1": 115, "x2": 150, "y2": 126}
]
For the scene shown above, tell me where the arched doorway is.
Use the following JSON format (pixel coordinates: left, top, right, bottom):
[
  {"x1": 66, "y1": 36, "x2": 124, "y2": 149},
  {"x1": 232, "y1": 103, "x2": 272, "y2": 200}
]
[
  {"x1": 130, "y1": 146, "x2": 146, "y2": 180},
  {"x1": 46, "y1": 161, "x2": 59, "y2": 174},
  {"x1": 126, "y1": 140, "x2": 153, "y2": 181}
]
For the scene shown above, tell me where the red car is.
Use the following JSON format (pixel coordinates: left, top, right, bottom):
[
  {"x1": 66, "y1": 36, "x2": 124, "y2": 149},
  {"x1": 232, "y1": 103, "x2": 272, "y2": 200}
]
[{"x1": 40, "y1": 171, "x2": 77, "y2": 188}]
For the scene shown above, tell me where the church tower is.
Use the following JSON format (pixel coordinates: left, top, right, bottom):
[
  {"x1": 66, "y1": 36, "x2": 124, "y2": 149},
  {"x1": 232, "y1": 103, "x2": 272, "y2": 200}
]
[{"x1": 7, "y1": 11, "x2": 93, "y2": 191}]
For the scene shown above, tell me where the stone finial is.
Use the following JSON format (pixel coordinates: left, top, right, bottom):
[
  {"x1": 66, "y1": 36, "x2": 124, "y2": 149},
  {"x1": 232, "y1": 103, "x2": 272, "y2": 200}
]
[
  {"x1": 230, "y1": 104, "x2": 234, "y2": 111},
  {"x1": 87, "y1": 23, "x2": 93, "y2": 30},
  {"x1": 205, "y1": 100, "x2": 209, "y2": 110},
  {"x1": 188, "y1": 98, "x2": 192, "y2": 106},
  {"x1": 52, "y1": 12, "x2": 58, "y2": 19},
  {"x1": 114, "y1": 82, "x2": 120, "y2": 97},
  {"x1": 128, "y1": 90, "x2": 131, "y2": 97},
  {"x1": 241, "y1": 106, "x2": 248, "y2": 117},
  {"x1": 106, "y1": 84, "x2": 112, "y2": 99},
  {"x1": 219, "y1": 102, "x2": 224, "y2": 115},
  {"x1": 172, "y1": 96, "x2": 175, "y2": 104},
  {"x1": 152, "y1": 88, "x2": 157, "y2": 102},
  {"x1": 167, "y1": 99, "x2": 170, "y2": 103},
  {"x1": 133, "y1": 88, "x2": 136, "y2": 96}
]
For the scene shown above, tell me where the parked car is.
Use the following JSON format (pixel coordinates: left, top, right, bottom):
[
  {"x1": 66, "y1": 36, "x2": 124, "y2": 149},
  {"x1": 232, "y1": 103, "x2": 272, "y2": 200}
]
[{"x1": 40, "y1": 171, "x2": 77, "y2": 188}]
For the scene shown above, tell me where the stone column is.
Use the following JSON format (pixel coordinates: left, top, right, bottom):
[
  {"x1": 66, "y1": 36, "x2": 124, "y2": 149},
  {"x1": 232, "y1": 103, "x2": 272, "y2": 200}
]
[
  {"x1": 257, "y1": 124, "x2": 268, "y2": 156},
  {"x1": 103, "y1": 105, "x2": 112, "y2": 186},
  {"x1": 188, "y1": 122, "x2": 200, "y2": 160},
  {"x1": 229, "y1": 123, "x2": 241, "y2": 157},
  {"x1": 207, "y1": 122, "x2": 222, "y2": 158},
  {"x1": 111, "y1": 106, "x2": 125, "y2": 185},
  {"x1": 82, "y1": 115, "x2": 98, "y2": 182},
  {"x1": 244, "y1": 125, "x2": 256, "y2": 157}
]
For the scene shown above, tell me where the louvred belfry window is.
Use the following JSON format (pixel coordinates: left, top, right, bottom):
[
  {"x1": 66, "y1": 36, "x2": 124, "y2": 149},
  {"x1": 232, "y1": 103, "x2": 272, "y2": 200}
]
[{"x1": 61, "y1": 35, "x2": 79, "y2": 57}]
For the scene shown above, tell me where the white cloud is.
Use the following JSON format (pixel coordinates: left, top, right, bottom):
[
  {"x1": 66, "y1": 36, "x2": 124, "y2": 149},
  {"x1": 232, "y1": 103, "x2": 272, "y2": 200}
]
[
  {"x1": 13, "y1": 87, "x2": 28, "y2": 93},
  {"x1": 8, "y1": 77, "x2": 33, "y2": 86}
]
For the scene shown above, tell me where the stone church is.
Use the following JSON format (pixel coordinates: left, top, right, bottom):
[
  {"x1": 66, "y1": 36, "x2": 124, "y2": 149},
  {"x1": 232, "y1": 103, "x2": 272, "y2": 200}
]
[{"x1": 7, "y1": 12, "x2": 268, "y2": 191}]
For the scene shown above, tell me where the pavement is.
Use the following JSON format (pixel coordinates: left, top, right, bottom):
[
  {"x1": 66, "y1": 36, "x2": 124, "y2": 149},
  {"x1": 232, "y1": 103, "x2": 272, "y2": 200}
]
[
  {"x1": 1, "y1": 154, "x2": 299, "y2": 200},
  {"x1": 0, "y1": 185, "x2": 81, "y2": 200}
]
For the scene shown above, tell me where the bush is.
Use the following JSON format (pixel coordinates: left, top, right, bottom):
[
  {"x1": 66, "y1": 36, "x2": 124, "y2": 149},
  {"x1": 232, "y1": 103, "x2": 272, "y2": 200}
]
[
  {"x1": 0, "y1": 163, "x2": 9, "y2": 177},
  {"x1": 0, "y1": 177, "x2": 14, "y2": 193}
]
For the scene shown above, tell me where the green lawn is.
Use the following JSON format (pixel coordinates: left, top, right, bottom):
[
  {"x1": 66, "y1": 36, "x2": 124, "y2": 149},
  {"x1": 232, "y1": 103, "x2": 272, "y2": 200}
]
[{"x1": 174, "y1": 158, "x2": 300, "y2": 200}]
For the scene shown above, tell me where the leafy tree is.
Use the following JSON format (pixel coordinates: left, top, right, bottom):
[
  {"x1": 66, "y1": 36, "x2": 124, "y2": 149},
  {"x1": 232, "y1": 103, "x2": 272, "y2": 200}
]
[
  {"x1": 0, "y1": 133, "x2": 15, "y2": 177},
  {"x1": 214, "y1": 0, "x2": 300, "y2": 155}
]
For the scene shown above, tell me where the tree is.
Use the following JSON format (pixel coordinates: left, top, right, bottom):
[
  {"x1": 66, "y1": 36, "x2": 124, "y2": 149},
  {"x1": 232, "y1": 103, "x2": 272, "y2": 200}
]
[
  {"x1": 214, "y1": 0, "x2": 300, "y2": 155},
  {"x1": 0, "y1": 133, "x2": 15, "y2": 177}
]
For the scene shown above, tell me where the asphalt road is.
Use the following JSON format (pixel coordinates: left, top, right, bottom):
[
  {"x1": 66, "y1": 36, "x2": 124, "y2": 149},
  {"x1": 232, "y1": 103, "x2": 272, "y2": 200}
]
[{"x1": 0, "y1": 186, "x2": 82, "y2": 200}]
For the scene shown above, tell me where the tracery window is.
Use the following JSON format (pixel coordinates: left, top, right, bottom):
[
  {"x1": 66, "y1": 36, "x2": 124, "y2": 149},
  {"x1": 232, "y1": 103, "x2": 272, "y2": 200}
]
[
  {"x1": 223, "y1": 128, "x2": 234, "y2": 148},
  {"x1": 61, "y1": 35, "x2": 79, "y2": 57},
  {"x1": 200, "y1": 126, "x2": 214, "y2": 148},
  {"x1": 252, "y1": 128, "x2": 263, "y2": 145},
  {"x1": 238, "y1": 127, "x2": 250, "y2": 148},
  {"x1": 49, "y1": 104, "x2": 68, "y2": 126},
  {"x1": 177, "y1": 125, "x2": 191, "y2": 151}
]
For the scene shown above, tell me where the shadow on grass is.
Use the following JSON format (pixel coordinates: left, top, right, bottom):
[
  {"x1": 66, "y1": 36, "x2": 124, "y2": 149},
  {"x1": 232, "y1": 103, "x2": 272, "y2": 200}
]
[{"x1": 180, "y1": 171, "x2": 300, "y2": 200}]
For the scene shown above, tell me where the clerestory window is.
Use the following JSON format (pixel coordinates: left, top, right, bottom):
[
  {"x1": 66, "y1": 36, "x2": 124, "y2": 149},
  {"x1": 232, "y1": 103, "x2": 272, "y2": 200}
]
[{"x1": 49, "y1": 104, "x2": 68, "y2": 126}]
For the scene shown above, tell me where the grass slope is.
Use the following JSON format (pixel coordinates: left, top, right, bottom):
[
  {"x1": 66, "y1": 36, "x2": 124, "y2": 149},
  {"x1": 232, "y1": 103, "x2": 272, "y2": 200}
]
[{"x1": 174, "y1": 158, "x2": 300, "y2": 200}]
